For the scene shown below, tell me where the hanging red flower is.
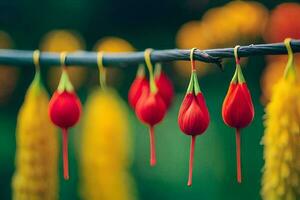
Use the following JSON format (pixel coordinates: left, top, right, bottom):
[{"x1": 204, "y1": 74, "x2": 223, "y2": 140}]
[
  {"x1": 135, "y1": 50, "x2": 167, "y2": 166},
  {"x1": 129, "y1": 63, "x2": 174, "y2": 111},
  {"x1": 49, "y1": 61, "x2": 82, "y2": 180},
  {"x1": 178, "y1": 49, "x2": 210, "y2": 186},
  {"x1": 222, "y1": 46, "x2": 254, "y2": 183}
]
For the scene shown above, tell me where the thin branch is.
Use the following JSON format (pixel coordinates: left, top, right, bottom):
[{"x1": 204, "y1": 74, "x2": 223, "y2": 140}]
[{"x1": 0, "y1": 40, "x2": 299, "y2": 68}]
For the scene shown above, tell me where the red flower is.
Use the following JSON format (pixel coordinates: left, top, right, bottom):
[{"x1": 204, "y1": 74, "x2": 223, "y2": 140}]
[
  {"x1": 134, "y1": 53, "x2": 168, "y2": 166},
  {"x1": 154, "y1": 65, "x2": 174, "y2": 109},
  {"x1": 178, "y1": 93, "x2": 209, "y2": 135},
  {"x1": 222, "y1": 62, "x2": 254, "y2": 183},
  {"x1": 49, "y1": 69, "x2": 82, "y2": 180},
  {"x1": 178, "y1": 69, "x2": 210, "y2": 186},
  {"x1": 135, "y1": 88, "x2": 166, "y2": 166},
  {"x1": 222, "y1": 83, "x2": 254, "y2": 129},
  {"x1": 49, "y1": 91, "x2": 81, "y2": 128},
  {"x1": 129, "y1": 64, "x2": 174, "y2": 110},
  {"x1": 136, "y1": 89, "x2": 166, "y2": 127},
  {"x1": 128, "y1": 66, "x2": 149, "y2": 109}
]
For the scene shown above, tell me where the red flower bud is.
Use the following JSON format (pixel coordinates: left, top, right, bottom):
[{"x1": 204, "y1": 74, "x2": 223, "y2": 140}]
[
  {"x1": 136, "y1": 51, "x2": 169, "y2": 167},
  {"x1": 222, "y1": 62, "x2": 254, "y2": 183},
  {"x1": 178, "y1": 69, "x2": 210, "y2": 186},
  {"x1": 129, "y1": 64, "x2": 174, "y2": 111},
  {"x1": 49, "y1": 69, "x2": 82, "y2": 180},
  {"x1": 154, "y1": 65, "x2": 174, "y2": 109},
  {"x1": 49, "y1": 91, "x2": 81, "y2": 128},
  {"x1": 178, "y1": 93, "x2": 209, "y2": 135},
  {"x1": 222, "y1": 83, "x2": 254, "y2": 129},
  {"x1": 128, "y1": 66, "x2": 149, "y2": 109},
  {"x1": 135, "y1": 88, "x2": 167, "y2": 166},
  {"x1": 136, "y1": 90, "x2": 166, "y2": 126}
]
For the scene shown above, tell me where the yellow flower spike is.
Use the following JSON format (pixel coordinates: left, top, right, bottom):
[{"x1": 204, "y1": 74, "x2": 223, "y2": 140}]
[
  {"x1": 261, "y1": 39, "x2": 300, "y2": 200},
  {"x1": 80, "y1": 89, "x2": 137, "y2": 200},
  {"x1": 12, "y1": 50, "x2": 58, "y2": 200}
]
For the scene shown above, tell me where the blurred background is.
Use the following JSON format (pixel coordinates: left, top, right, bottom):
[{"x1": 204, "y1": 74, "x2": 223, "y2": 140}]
[{"x1": 0, "y1": 0, "x2": 300, "y2": 199}]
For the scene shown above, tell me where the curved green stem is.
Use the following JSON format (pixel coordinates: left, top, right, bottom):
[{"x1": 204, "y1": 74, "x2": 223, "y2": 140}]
[
  {"x1": 99, "y1": 68, "x2": 107, "y2": 89},
  {"x1": 145, "y1": 49, "x2": 158, "y2": 94},
  {"x1": 284, "y1": 38, "x2": 296, "y2": 80}
]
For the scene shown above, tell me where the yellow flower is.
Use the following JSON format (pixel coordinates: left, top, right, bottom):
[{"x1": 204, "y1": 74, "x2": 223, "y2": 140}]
[
  {"x1": 260, "y1": 57, "x2": 300, "y2": 104},
  {"x1": 12, "y1": 73, "x2": 58, "y2": 200},
  {"x1": 261, "y1": 75, "x2": 300, "y2": 199},
  {"x1": 80, "y1": 88, "x2": 136, "y2": 200}
]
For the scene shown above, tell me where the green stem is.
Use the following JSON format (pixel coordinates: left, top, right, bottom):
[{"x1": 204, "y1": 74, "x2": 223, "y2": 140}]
[
  {"x1": 99, "y1": 68, "x2": 107, "y2": 89},
  {"x1": 58, "y1": 68, "x2": 74, "y2": 92},
  {"x1": 231, "y1": 66, "x2": 238, "y2": 83},
  {"x1": 236, "y1": 64, "x2": 245, "y2": 83},
  {"x1": 186, "y1": 71, "x2": 194, "y2": 93},
  {"x1": 137, "y1": 64, "x2": 145, "y2": 77},
  {"x1": 231, "y1": 63, "x2": 245, "y2": 83},
  {"x1": 284, "y1": 38, "x2": 296, "y2": 79},
  {"x1": 193, "y1": 72, "x2": 201, "y2": 94},
  {"x1": 145, "y1": 53, "x2": 157, "y2": 94},
  {"x1": 144, "y1": 49, "x2": 157, "y2": 94},
  {"x1": 149, "y1": 73, "x2": 157, "y2": 93}
]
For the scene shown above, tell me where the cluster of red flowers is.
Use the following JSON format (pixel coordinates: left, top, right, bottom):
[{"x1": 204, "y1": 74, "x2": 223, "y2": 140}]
[
  {"x1": 47, "y1": 49, "x2": 254, "y2": 186},
  {"x1": 128, "y1": 55, "x2": 174, "y2": 166},
  {"x1": 129, "y1": 49, "x2": 254, "y2": 186}
]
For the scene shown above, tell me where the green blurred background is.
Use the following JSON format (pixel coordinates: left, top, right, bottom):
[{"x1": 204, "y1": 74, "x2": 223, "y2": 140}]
[{"x1": 0, "y1": 0, "x2": 299, "y2": 199}]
